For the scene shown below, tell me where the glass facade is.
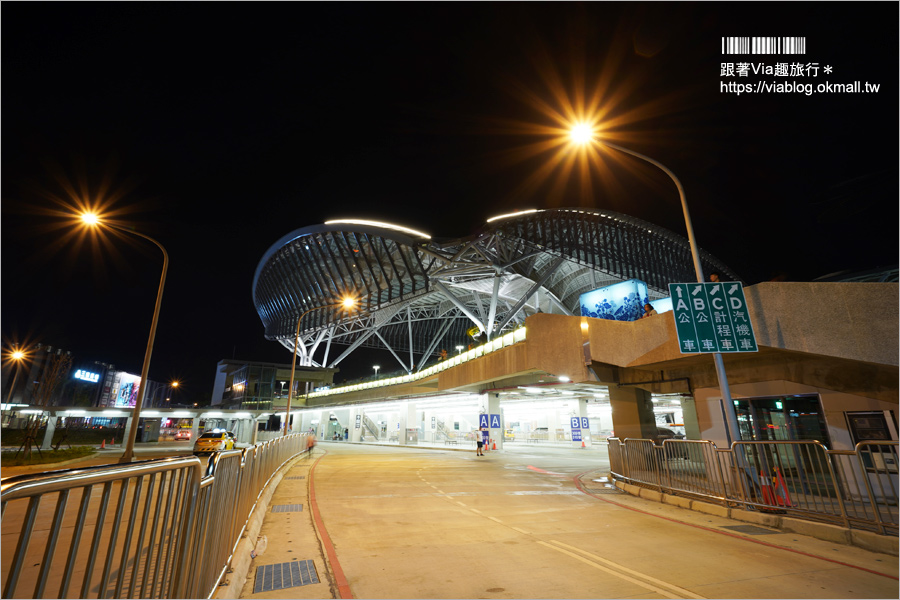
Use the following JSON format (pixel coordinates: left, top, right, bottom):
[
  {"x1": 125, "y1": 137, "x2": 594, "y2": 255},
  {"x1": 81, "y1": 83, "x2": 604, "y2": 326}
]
[
  {"x1": 734, "y1": 394, "x2": 831, "y2": 448},
  {"x1": 219, "y1": 363, "x2": 295, "y2": 411}
]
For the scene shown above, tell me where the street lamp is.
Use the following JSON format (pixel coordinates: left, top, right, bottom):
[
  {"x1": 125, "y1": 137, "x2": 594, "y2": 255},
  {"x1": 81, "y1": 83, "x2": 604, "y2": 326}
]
[
  {"x1": 456, "y1": 345, "x2": 464, "y2": 355},
  {"x1": 80, "y1": 211, "x2": 169, "y2": 462},
  {"x1": 373, "y1": 365, "x2": 380, "y2": 378},
  {"x1": 279, "y1": 381, "x2": 286, "y2": 398},
  {"x1": 284, "y1": 297, "x2": 356, "y2": 436},
  {"x1": 5, "y1": 347, "x2": 27, "y2": 404},
  {"x1": 569, "y1": 126, "x2": 742, "y2": 443}
]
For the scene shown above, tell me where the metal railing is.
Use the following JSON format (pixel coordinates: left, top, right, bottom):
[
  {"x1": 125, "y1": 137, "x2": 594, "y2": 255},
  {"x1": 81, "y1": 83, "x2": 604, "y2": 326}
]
[
  {"x1": 1, "y1": 433, "x2": 312, "y2": 599},
  {"x1": 610, "y1": 437, "x2": 899, "y2": 536}
]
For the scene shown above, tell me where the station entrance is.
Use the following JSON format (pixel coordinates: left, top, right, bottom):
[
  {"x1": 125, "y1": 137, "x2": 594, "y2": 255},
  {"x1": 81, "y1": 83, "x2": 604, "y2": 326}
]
[{"x1": 291, "y1": 388, "x2": 690, "y2": 452}]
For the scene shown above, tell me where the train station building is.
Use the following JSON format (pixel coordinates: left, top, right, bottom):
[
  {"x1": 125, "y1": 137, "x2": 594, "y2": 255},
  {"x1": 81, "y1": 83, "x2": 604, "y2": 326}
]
[{"x1": 247, "y1": 208, "x2": 899, "y2": 451}]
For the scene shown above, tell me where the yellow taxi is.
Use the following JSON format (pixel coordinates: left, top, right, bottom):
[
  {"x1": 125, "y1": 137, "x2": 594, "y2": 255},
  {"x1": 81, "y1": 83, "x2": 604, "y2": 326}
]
[
  {"x1": 193, "y1": 430, "x2": 235, "y2": 455},
  {"x1": 504, "y1": 429, "x2": 516, "y2": 441}
]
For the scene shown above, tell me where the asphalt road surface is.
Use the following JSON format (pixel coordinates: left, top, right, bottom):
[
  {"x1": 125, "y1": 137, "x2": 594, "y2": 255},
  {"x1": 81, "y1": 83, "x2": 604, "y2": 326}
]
[{"x1": 243, "y1": 442, "x2": 898, "y2": 599}]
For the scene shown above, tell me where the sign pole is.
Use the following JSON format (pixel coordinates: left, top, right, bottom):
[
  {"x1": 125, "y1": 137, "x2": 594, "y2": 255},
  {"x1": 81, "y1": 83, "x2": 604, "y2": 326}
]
[{"x1": 603, "y1": 142, "x2": 743, "y2": 444}]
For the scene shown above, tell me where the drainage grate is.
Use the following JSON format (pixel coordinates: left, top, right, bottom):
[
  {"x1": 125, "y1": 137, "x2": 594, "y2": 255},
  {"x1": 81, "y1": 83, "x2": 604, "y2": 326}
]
[
  {"x1": 272, "y1": 504, "x2": 303, "y2": 513},
  {"x1": 284, "y1": 476, "x2": 306, "y2": 480},
  {"x1": 253, "y1": 560, "x2": 318, "y2": 593},
  {"x1": 720, "y1": 524, "x2": 779, "y2": 535}
]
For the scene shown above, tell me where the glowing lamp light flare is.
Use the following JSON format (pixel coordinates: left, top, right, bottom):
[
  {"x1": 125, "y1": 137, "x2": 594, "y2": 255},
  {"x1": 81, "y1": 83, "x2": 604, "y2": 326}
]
[
  {"x1": 569, "y1": 123, "x2": 595, "y2": 144},
  {"x1": 81, "y1": 212, "x2": 101, "y2": 226}
]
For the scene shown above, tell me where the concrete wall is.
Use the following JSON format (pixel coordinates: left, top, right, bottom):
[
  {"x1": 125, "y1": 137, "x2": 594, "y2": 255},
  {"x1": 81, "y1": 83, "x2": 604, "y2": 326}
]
[{"x1": 745, "y1": 282, "x2": 898, "y2": 367}]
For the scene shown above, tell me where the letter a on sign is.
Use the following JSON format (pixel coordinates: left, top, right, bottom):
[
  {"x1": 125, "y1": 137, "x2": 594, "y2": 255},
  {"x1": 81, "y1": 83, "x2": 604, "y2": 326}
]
[
  {"x1": 490, "y1": 414, "x2": 501, "y2": 428},
  {"x1": 479, "y1": 414, "x2": 489, "y2": 428}
]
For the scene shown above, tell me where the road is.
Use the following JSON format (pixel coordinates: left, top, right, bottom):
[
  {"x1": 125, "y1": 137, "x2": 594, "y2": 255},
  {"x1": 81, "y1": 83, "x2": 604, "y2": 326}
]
[{"x1": 244, "y1": 443, "x2": 898, "y2": 599}]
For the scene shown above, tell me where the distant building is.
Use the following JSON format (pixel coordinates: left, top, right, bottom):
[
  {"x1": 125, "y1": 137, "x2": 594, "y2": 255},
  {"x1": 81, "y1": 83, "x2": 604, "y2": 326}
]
[
  {"x1": 2, "y1": 343, "x2": 172, "y2": 409},
  {"x1": 210, "y1": 359, "x2": 339, "y2": 410}
]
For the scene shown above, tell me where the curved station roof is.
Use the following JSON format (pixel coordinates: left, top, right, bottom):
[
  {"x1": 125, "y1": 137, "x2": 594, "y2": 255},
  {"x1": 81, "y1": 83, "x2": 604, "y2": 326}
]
[{"x1": 252, "y1": 208, "x2": 740, "y2": 373}]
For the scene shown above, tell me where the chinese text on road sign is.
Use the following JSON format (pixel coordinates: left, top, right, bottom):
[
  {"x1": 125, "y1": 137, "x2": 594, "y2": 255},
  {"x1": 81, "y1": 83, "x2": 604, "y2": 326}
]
[{"x1": 668, "y1": 282, "x2": 758, "y2": 354}]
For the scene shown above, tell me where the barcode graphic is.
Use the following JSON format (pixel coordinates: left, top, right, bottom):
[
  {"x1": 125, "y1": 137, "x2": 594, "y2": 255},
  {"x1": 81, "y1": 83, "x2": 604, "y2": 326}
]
[{"x1": 722, "y1": 37, "x2": 806, "y2": 55}]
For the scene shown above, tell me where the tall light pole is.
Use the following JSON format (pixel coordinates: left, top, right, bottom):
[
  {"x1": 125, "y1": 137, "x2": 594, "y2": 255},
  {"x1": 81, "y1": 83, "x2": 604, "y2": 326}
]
[
  {"x1": 81, "y1": 212, "x2": 169, "y2": 462},
  {"x1": 284, "y1": 297, "x2": 356, "y2": 437},
  {"x1": 570, "y1": 128, "x2": 742, "y2": 443},
  {"x1": 373, "y1": 365, "x2": 380, "y2": 378}
]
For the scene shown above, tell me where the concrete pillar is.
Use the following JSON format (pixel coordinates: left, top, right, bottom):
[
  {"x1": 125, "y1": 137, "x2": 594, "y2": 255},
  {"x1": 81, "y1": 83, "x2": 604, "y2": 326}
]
[
  {"x1": 573, "y1": 398, "x2": 591, "y2": 448},
  {"x1": 349, "y1": 407, "x2": 362, "y2": 442},
  {"x1": 250, "y1": 419, "x2": 259, "y2": 445},
  {"x1": 680, "y1": 396, "x2": 701, "y2": 440},
  {"x1": 488, "y1": 393, "x2": 502, "y2": 450},
  {"x1": 41, "y1": 412, "x2": 57, "y2": 450},
  {"x1": 608, "y1": 386, "x2": 657, "y2": 440},
  {"x1": 400, "y1": 401, "x2": 416, "y2": 445},
  {"x1": 124, "y1": 416, "x2": 135, "y2": 446},
  {"x1": 190, "y1": 417, "x2": 200, "y2": 441},
  {"x1": 314, "y1": 410, "x2": 324, "y2": 439}
]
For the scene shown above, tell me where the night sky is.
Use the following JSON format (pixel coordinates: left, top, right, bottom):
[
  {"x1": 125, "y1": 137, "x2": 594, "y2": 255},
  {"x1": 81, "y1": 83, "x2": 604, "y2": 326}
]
[{"x1": 3, "y1": 3, "x2": 897, "y2": 405}]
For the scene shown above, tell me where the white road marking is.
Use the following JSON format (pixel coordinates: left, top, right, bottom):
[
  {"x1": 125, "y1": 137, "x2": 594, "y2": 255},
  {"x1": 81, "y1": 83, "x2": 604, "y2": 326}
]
[{"x1": 540, "y1": 541, "x2": 706, "y2": 599}]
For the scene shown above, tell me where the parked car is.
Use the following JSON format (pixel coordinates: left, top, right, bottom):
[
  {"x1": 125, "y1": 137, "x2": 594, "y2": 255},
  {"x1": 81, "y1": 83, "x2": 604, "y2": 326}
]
[
  {"x1": 504, "y1": 429, "x2": 516, "y2": 441},
  {"x1": 193, "y1": 431, "x2": 234, "y2": 455},
  {"x1": 529, "y1": 427, "x2": 549, "y2": 440},
  {"x1": 174, "y1": 429, "x2": 191, "y2": 441}
]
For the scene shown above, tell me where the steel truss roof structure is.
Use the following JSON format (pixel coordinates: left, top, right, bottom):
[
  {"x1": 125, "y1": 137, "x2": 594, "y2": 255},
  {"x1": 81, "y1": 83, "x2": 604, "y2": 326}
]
[{"x1": 252, "y1": 208, "x2": 740, "y2": 373}]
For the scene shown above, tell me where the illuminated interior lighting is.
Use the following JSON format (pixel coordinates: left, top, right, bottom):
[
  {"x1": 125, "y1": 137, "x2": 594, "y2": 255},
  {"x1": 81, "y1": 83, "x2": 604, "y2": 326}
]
[
  {"x1": 142, "y1": 411, "x2": 159, "y2": 416},
  {"x1": 486, "y1": 209, "x2": 540, "y2": 223},
  {"x1": 205, "y1": 412, "x2": 223, "y2": 417},
  {"x1": 324, "y1": 219, "x2": 431, "y2": 239},
  {"x1": 558, "y1": 375, "x2": 570, "y2": 382}
]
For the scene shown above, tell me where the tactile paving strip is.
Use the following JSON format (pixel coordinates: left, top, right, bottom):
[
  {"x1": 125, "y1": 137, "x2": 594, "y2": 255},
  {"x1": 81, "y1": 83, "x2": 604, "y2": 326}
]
[
  {"x1": 253, "y1": 560, "x2": 318, "y2": 593},
  {"x1": 271, "y1": 504, "x2": 303, "y2": 512}
]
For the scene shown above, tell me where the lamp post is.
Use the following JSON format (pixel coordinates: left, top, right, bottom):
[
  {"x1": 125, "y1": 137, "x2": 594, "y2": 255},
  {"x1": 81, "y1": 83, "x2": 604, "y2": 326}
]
[
  {"x1": 456, "y1": 345, "x2": 464, "y2": 355},
  {"x1": 284, "y1": 297, "x2": 356, "y2": 437},
  {"x1": 373, "y1": 365, "x2": 380, "y2": 378},
  {"x1": 81, "y1": 212, "x2": 168, "y2": 462},
  {"x1": 5, "y1": 348, "x2": 26, "y2": 404},
  {"x1": 571, "y1": 129, "x2": 742, "y2": 443}
]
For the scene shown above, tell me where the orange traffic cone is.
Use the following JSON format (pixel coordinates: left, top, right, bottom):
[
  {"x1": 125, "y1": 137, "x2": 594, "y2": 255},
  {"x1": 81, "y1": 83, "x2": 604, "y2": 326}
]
[
  {"x1": 758, "y1": 470, "x2": 783, "y2": 513},
  {"x1": 100, "y1": 439, "x2": 106, "y2": 449},
  {"x1": 581, "y1": 440, "x2": 586, "y2": 448},
  {"x1": 772, "y1": 468, "x2": 794, "y2": 507},
  {"x1": 492, "y1": 441, "x2": 497, "y2": 450}
]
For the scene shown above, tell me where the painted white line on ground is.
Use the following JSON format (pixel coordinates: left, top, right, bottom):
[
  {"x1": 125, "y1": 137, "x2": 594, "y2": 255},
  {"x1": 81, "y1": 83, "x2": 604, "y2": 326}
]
[
  {"x1": 487, "y1": 516, "x2": 503, "y2": 524},
  {"x1": 511, "y1": 527, "x2": 531, "y2": 535},
  {"x1": 543, "y1": 541, "x2": 706, "y2": 599},
  {"x1": 470, "y1": 508, "x2": 482, "y2": 514}
]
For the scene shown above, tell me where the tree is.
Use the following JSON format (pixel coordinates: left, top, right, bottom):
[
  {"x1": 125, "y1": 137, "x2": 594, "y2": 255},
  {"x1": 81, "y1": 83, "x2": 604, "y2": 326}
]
[{"x1": 17, "y1": 351, "x2": 72, "y2": 459}]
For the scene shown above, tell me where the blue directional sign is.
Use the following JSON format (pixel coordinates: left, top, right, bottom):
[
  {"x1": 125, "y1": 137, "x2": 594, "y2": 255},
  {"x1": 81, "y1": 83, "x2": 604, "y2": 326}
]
[
  {"x1": 570, "y1": 417, "x2": 581, "y2": 430},
  {"x1": 668, "y1": 282, "x2": 758, "y2": 354},
  {"x1": 572, "y1": 429, "x2": 583, "y2": 442},
  {"x1": 479, "y1": 414, "x2": 489, "y2": 428},
  {"x1": 581, "y1": 417, "x2": 589, "y2": 429},
  {"x1": 490, "y1": 414, "x2": 501, "y2": 428}
]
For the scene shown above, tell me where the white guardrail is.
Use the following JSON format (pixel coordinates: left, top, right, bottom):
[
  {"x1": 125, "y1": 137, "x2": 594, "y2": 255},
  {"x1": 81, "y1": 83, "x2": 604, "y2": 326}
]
[
  {"x1": 1, "y1": 433, "x2": 313, "y2": 599},
  {"x1": 608, "y1": 437, "x2": 899, "y2": 536}
]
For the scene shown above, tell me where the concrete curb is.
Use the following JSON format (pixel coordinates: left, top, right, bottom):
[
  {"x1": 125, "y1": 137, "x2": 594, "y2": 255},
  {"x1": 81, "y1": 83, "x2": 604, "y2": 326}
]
[
  {"x1": 613, "y1": 480, "x2": 898, "y2": 556},
  {"x1": 213, "y1": 450, "x2": 311, "y2": 599}
]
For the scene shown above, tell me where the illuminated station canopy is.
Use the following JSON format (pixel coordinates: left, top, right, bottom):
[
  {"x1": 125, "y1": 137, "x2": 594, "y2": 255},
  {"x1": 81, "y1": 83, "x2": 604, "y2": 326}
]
[{"x1": 252, "y1": 209, "x2": 740, "y2": 373}]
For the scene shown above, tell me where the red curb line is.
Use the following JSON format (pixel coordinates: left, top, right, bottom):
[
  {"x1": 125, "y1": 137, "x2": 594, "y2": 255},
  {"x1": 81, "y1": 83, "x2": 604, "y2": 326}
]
[
  {"x1": 309, "y1": 450, "x2": 354, "y2": 598},
  {"x1": 573, "y1": 471, "x2": 898, "y2": 581}
]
